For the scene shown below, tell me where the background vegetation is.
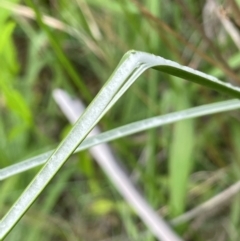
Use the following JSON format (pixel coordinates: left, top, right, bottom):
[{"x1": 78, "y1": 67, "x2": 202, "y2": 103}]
[{"x1": 1, "y1": 0, "x2": 240, "y2": 240}]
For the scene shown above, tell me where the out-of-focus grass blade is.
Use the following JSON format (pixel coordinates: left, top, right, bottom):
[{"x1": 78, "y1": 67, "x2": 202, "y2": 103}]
[
  {"x1": 1, "y1": 50, "x2": 240, "y2": 241},
  {"x1": 168, "y1": 93, "x2": 194, "y2": 216},
  {"x1": 24, "y1": 0, "x2": 92, "y2": 101},
  {"x1": 0, "y1": 20, "x2": 32, "y2": 126}
]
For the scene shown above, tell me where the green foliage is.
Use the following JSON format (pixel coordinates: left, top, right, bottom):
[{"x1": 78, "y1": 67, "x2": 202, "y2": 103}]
[
  {"x1": 1, "y1": 1, "x2": 240, "y2": 240},
  {"x1": 168, "y1": 89, "x2": 195, "y2": 216},
  {"x1": 0, "y1": 0, "x2": 32, "y2": 169}
]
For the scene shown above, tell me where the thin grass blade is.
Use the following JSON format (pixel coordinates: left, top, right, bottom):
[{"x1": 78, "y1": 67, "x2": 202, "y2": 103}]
[{"x1": 1, "y1": 51, "x2": 240, "y2": 240}]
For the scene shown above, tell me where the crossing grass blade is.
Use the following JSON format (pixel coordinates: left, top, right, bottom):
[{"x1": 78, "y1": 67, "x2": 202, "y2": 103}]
[
  {"x1": 1, "y1": 99, "x2": 240, "y2": 181},
  {"x1": 1, "y1": 50, "x2": 240, "y2": 240}
]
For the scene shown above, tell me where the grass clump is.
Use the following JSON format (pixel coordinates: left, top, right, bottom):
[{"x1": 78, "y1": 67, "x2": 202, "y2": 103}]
[{"x1": 1, "y1": 1, "x2": 240, "y2": 240}]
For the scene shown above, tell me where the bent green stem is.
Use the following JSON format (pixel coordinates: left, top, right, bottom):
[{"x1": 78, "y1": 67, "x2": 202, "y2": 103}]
[{"x1": 1, "y1": 51, "x2": 240, "y2": 241}]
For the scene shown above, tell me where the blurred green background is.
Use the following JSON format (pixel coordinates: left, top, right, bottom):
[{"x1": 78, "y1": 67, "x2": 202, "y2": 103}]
[{"x1": 1, "y1": 0, "x2": 240, "y2": 240}]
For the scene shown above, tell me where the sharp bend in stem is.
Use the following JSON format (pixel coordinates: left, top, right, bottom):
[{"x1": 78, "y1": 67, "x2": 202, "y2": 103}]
[{"x1": 1, "y1": 50, "x2": 240, "y2": 241}]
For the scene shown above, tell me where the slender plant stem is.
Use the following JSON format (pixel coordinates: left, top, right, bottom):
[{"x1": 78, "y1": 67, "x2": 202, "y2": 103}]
[
  {"x1": 1, "y1": 51, "x2": 240, "y2": 241},
  {"x1": 1, "y1": 99, "x2": 240, "y2": 181}
]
